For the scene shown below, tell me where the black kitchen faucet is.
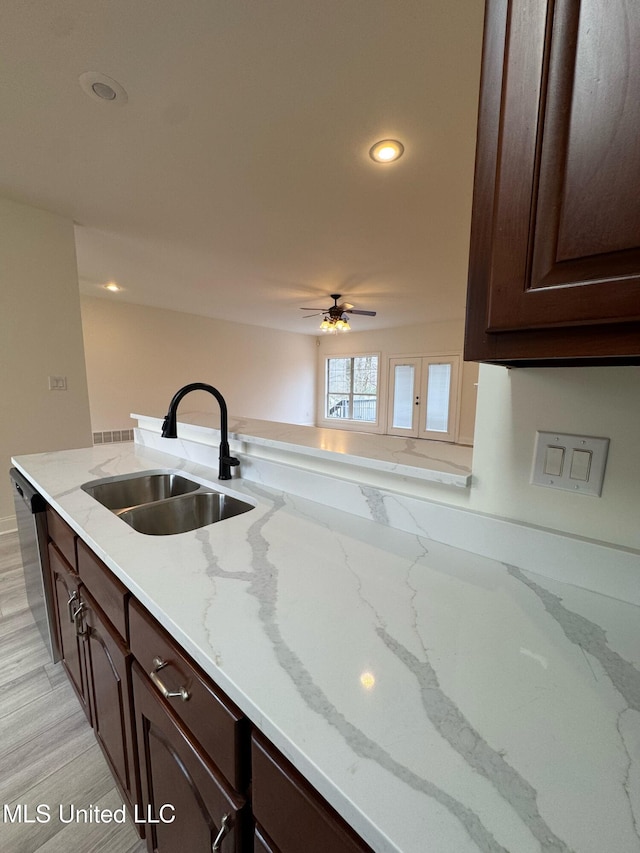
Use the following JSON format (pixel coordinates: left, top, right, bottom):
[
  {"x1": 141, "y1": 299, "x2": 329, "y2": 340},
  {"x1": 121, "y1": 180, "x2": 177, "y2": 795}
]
[{"x1": 161, "y1": 383, "x2": 239, "y2": 480}]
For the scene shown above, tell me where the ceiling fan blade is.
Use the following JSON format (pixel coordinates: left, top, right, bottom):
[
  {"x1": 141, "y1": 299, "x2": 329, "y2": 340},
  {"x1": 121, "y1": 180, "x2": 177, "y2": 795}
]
[
  {"x1": 299, "y1": 307, "x2": 329, "y2": 311},
  {"x1": 345, "y1": 309, "x2": 377, "y2": 316},
  {"x1": 302, "y1": 312, "x2": 323, "y2": 318},
  {"x1": 337, "y1": 302, "x2": 353, "y2": 311}
]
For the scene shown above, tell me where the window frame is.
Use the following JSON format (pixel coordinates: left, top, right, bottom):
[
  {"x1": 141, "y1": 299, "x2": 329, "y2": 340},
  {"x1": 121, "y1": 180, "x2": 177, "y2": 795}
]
[{"x1": 318, "y1": 352, "x2": 382, "y2": 432}]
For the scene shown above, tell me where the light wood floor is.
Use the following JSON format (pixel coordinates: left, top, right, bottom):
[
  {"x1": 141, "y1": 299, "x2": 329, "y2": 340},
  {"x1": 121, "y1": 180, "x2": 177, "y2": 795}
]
[{"x1": 0, "y1": 530, "x2": 147, "y2": 853}]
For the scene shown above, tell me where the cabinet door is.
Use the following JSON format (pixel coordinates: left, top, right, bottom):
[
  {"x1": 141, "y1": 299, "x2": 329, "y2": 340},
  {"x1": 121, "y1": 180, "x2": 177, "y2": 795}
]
[
  {"x1": 251, "y1": 732, "x2": 372, "y2": 853},
  {"x1": 48, "y1": 543, "x2": 90, "y2": 721},
  {"x1": 465, "y1": 0, "x2": 640, "y2": 363},
  {"x1": 83, "y1": 588, "x2": 139, "y2": 819},
  {"x1": 132, "y1": 664, "x2": 247, "y2": 853}
]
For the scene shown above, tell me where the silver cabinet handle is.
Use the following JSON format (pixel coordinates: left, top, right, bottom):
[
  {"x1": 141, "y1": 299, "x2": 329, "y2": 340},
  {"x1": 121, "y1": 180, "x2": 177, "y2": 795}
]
[
  {"x1": 72, "y1": 601, "x2": 87, "y2": 637},
  {"x1": 212, "y1": 813, "x2": 231, "y2": 851},
  {"x1": 150, "y1": 657, "x2": 190, "y2": 702},
  {"x1": 67, "y1": 590, "x2": 78, "y2": 622}
]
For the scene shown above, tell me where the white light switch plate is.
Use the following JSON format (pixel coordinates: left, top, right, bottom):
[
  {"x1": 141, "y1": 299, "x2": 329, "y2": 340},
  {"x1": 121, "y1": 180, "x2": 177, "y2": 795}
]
[
  {"x1": 531, "y1": 431, "x2": 609, "y2": 496},
  {"x1": 48, "y1": 375, "x2": 67, "y2": 390}
]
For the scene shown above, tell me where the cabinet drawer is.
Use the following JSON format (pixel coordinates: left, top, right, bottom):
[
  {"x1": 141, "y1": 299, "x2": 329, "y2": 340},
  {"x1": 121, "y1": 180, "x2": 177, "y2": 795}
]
[
  {"x1": 251, "y1": 732, "x2": 372, "y2": 853},
  {"x1": 129, "y1": 598, "x2": 247, "y2": 792},
  {"x1": 46, "y1": 507, "x2": 76, "y2": 568},
  {"x1": 77, "y1": 539, "x2": 128, "y2": 641}
]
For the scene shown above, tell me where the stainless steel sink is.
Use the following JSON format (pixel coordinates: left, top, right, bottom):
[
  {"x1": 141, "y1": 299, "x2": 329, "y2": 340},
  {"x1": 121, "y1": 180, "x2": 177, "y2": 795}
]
[
  {"x1": 82, "y1": 472, "x2": 199, "y2": 511},
  {"x1": 117, "y1": 491, "x2": 253, "y2": 536},
  {"x1": 81, "y1": 470, "x2": 254, "y2": 535}
]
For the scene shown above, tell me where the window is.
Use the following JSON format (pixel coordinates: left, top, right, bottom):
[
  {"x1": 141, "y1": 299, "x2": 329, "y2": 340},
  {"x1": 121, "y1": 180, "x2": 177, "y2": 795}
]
[
  {"x1": 325, "y1": 355, "x2": 379, "y2": 423},
  {"x1": 320, "y1": 352, "x2": 462, "y2": 441}
]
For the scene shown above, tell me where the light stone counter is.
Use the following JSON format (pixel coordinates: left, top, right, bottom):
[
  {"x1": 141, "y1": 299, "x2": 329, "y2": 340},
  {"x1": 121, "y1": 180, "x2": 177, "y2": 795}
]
[
  {"x1": 131, "y1": 410, "x2": 474, "y2": 488},
  {"x1": 12, "y1": 442, "x2": 640, "y2": 853}
]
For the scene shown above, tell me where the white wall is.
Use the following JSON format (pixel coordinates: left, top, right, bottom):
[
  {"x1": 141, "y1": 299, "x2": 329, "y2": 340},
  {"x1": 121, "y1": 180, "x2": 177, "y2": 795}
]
[
  {"x1": 319, "y1": 326, "x2": 640, "y2": 552},
  {"x1": 317, "y1": 319, "x2": 478, "y2": 444},
  {"x1": 469, "y1": 364, "x2": 640, "y2": 550},
  {"x1": 0, "y1": 197, "x2": 92, "y2": 529},
  {"x1": 80, "y1": 296, "x2": 317, "y2": 430}
]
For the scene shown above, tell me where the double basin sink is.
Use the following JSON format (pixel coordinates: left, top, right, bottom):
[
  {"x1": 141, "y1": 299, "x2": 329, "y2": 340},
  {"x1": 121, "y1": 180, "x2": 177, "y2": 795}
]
[{"x1": 81, "y1": 471, "x2": 254, "y2": 536}]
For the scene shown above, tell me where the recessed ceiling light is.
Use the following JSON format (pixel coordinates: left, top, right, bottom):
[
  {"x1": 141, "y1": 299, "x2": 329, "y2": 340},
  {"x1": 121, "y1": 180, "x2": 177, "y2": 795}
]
[
  {"x1": 79, "y1": 72, "x2": 128, "y2": 106},
  {"x1": 91, "y1": 81, "x2": 117, "y2": 101},
  {"x1": 103, "y1": 282, "x2": 123, "y2": 293},
  {"x1": 369, "y1": 139, "x2": 404, "y2": 163}
]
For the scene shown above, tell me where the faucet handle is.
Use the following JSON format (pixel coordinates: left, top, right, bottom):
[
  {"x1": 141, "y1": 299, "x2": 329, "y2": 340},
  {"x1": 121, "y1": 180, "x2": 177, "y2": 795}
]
[
  {"x1": 218, "y1": 454, "x2": 240, "y2": 480},
  {"x1": 161, "y1": 413, "x2": 176, "y2": 438}
]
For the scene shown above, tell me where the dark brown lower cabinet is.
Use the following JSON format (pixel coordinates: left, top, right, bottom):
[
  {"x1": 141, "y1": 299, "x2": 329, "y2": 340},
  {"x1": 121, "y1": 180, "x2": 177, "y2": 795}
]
[
  {"x1": 46, "y1": 511, "x2": 142, "y2": 833},
  {"x1": 132, "y1": 663, "x2": 248, "y2": 853},
  {"x1": 251, "y1": 732, "x2": 373, "y2": 853},
  {"x1": 48, "y1": 542, "x2": 90, "y2": 722},
  {"x1": 128, "y1": 598, "x2": 248, "y2": 793},
  {"x1": 43, "y1": 507, "x2": 374, "y2": 853},
  {"x1": 82, "y1": 587, "x2": 138, "y2": 818}
]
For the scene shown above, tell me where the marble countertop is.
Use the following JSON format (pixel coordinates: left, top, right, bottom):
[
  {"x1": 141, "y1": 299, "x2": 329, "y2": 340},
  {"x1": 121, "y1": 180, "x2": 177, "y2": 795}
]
[
  {"x1": 12, "y1": 442, "x2": 640, "y2": 853},
  {"x1": 131, "y1": 410, "x2": 473, "y2": 488}
]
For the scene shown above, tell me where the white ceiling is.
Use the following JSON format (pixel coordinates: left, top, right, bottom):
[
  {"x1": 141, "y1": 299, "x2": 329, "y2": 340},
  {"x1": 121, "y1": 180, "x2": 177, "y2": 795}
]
[{"x1": 1, "y1": 0, "x2": 484, "y2": 334}]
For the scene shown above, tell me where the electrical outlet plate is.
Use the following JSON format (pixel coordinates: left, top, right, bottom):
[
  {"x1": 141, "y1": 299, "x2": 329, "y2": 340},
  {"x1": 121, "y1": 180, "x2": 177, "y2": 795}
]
[{"x1": 531, "y1": 431, "x2": 609, "y2": 497}]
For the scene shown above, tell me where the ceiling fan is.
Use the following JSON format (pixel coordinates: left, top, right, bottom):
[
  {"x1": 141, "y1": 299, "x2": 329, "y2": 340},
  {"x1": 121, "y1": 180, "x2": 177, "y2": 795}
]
[{"x1": 299, "y1": 294, "x2": 376, "y2": 332}]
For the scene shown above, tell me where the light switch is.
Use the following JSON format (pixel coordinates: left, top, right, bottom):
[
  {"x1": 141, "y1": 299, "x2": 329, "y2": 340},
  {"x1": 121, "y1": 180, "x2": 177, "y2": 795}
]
[
  {"x1": 544, "y1": 446, "x2": 565, "y2": 476},
  {"x1": 531, "y1": 432, "x2": 609, "y2": 496},
  {"x1": 570, "y1": 449, "x2": 591, "y2": 481},
  {"x1": 48, "y1": 375, "x2": 67, "y2": 391}
]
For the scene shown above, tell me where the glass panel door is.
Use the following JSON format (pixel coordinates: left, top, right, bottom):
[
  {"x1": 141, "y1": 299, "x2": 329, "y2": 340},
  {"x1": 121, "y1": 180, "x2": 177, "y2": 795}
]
[
  {"x1": 424, "y1": 363, "x2": 451, "y2": 432},
  {"x1": 387, "y1": 359, "x2": 420, "y2": 436},
  {"x1": 388, "y1": 355, "x2": 461, "y2": 442},
  {"x1": 419, "y1": 356, "x2": 460, "y2": 442}
]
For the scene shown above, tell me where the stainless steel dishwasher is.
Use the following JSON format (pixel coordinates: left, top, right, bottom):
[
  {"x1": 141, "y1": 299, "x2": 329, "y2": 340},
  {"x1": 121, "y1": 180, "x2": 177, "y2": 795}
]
[{"x1": 10, "y1": 468, "x2": 60, "y2": 663}]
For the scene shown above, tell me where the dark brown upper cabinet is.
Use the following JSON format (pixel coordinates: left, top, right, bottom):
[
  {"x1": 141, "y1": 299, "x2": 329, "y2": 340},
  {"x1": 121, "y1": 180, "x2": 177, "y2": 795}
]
[{"x1": 465, "y1": 0, "x2": 640, "y2": 365}]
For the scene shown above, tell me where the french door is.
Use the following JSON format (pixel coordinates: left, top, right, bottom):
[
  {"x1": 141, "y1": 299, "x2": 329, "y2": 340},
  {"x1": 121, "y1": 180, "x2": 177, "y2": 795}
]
[{"x1": 387, "y1": 355, "x2": 460, "y2": 442}]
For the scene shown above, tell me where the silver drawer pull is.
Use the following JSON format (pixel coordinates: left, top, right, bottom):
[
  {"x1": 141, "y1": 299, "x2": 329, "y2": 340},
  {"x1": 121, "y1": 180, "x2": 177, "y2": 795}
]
[
  {"x1": 150, "y1": 657, "x2": 190, "y2": 702},
  {"x1": 212, "y1": 813, "x2": 231, "y2": 851}
]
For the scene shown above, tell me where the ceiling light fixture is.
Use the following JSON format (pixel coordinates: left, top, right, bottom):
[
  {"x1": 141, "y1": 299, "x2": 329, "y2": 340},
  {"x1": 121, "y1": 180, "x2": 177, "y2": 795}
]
[
  {"x1": 320, "y1": 314, "x2": 351, "y2": 333},
  {"x1": 369, "y1": 139, "x2": 404, "y2": 163},
  {"x1": 79, "y1": 72, "x2": 128, "y2": 106},
  {"x1": 103, "y1": 282, "x2": 122, "y2": 293}
]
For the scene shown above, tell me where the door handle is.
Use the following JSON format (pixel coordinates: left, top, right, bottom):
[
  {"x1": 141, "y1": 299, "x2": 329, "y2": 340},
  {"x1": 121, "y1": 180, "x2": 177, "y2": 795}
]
[
  {"x1": 72, "y1": 601, "x2": 87, "y2": 637},
  {"x1": 67, "y1": 590, "x2": 78, "y2": 622}
]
